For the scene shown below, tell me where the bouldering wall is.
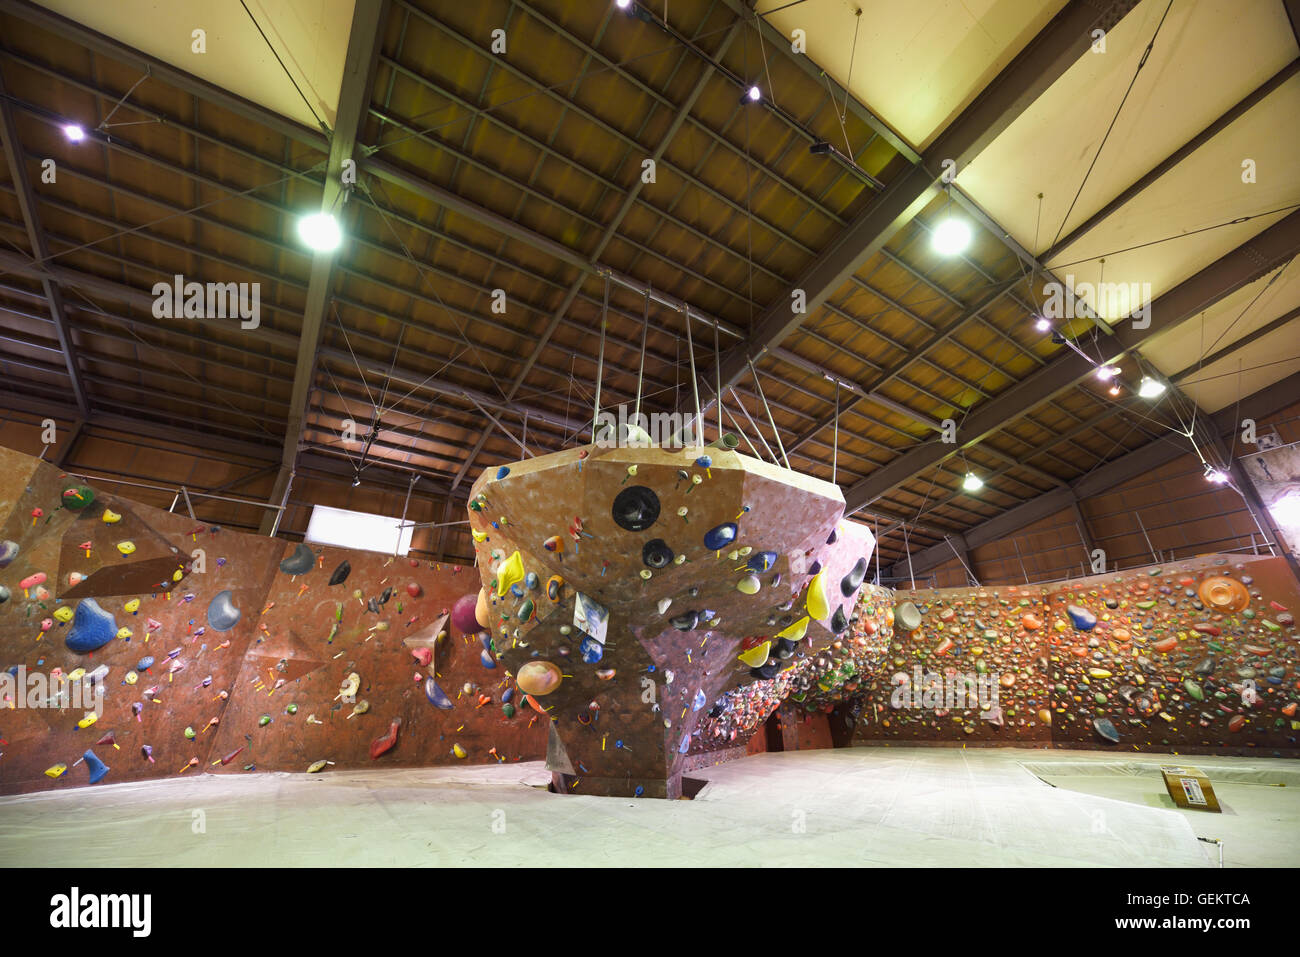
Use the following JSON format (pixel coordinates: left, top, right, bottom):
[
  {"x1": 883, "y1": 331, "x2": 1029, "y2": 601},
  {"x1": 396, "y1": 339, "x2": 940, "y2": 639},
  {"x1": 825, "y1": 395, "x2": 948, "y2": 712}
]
[
  {"x1": 205, "y1": 544, "x2": 546, "y2": 774},
  {"x1": 466, "y1": 441, "x2": 880, "y2": 798},
  {"x1": 837, "y1": 554, "x2": 1300, "y2": 756},
  {"x1": 0, "y1": 448, "x2": 545, "y2": 796}
]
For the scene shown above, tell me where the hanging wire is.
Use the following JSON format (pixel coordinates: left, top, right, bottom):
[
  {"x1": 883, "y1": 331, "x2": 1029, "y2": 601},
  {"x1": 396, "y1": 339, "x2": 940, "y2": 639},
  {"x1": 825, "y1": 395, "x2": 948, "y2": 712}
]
[
  {"x1": 748, "y1": 358, "x2": 790, "y2": 468},
  {"x1": 832, "y1": 380, "x2": 839, "y2": 484},
  {"x1": 683, "y1": 305, "x2": 703, "y2": 447},
  {"x1": 634, "y1": 286, "x2": 650, "y2": 421},
  {"x1": 593, "y1": 272, "x2": 609, "y2": 439},
  {"x1": 714, "y1": 308, "x2": 723, "y2": 440}
]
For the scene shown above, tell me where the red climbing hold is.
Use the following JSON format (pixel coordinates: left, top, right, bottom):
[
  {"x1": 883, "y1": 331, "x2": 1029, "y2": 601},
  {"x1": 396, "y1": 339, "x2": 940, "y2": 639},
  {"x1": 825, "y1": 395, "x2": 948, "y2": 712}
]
[{"x1": 369, "y1": 717, "x2": 401, "y2": 759}]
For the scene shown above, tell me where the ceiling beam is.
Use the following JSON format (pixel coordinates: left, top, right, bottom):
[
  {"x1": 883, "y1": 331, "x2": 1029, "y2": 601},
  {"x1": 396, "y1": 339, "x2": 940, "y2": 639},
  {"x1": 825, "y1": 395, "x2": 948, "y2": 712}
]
[
  {"x1": 262, "y1": 0, "x2": 388, "y2": 534},
  {"x1": 847, "y1": 209, "x2": 1300, "y2": 515},
  {"x1": 0, "y1": 74, "x2": 90, "y2": 417},
  {"x1": 882, "y1": 368, "x2": 1300, "y2": 580},
  {"x1": 688, "y1": 0, "x2": 1140, "y2": 417}
]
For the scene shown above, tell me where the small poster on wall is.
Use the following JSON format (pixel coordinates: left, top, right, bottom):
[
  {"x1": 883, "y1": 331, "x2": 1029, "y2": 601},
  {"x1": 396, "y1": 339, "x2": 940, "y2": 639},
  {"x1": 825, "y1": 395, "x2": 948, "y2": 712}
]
[{"x1": 574, "y1": 591, "x2": 609, "y2": 644}]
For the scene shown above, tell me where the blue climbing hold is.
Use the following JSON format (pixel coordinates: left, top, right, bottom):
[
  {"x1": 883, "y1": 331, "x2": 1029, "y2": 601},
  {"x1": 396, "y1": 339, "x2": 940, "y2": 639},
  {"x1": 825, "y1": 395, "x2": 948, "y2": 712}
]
[
  {"x1": 692, "y1": 689, "x2": 706, "y2": 711},
  {"x1": 702, "y1": 522, "x2": 737, "y2": 551},
  {"x1": 694, "y1": 455, "x2": 712, "y2": 469},
  {"x1": 580, "y1": 636, "x2": 604, "y2": 663},
  {"x1": 66, "y1": 599, "x2": 117, "y2": 653},
  {"x1": 279, "y1": 543, "x2": 315, "y2": 575},
  {"x1": 495, "y1": 466, "x2": 510, "y2": 480},
  {"x1": 208, "y1": 590, "x2": 242, "y2": 632},
  {"x1": 480, "y1": 649, "x2": 497, "y2": 669},
  {"x1": 1067, "y1": 604, "x2": 1098, "y2": 631},
  {"x1": 82, "y1": 749, "x2": 110, "y2": 784},
  {"x1": 136, "y1": 656, "x2": 155, "y2": 672},
  {"x1": 746, "y1": 551, "x2": 778, "y2": 573},
  {"x1": 502, "y1": 688, "x2": 514, "y2": 704},
  {"x1": 424, "y1": 676, "x2": 454, "y2": 709},
  {"x1": 1093, "y1": 717, "x2": 1120, "y2": 743}
]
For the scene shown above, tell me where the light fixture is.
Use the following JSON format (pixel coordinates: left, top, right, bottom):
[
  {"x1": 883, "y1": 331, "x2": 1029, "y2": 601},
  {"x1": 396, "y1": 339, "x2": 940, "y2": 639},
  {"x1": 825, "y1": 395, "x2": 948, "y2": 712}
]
[
  {"x1": 62, "y1": 124, "x2": 86, "y2": 143},
  {"x1": 1137, "y1": 376, "x2": 1166, "y2": 399},
  {"x1": 745, "y1": 85, "x2": 761, "y2": 103},
  {"x1": 931, "y1": 218, "x2": 971, "y2": 256},
  {"x1": 352, "y1": 474, "x2": 362, "y2": 488},
  {"x1": 1095, "y1": 365, "x2": 1119, "y2": 381},
  {"x1": 298, "y1": 211, "x2": 342, "y2": 252},
  {"x1": 1204, "y1": 465, "x2": 1228, "y2": 484},
  {"x1": 615, "y1": 0, "x2": 631, "y2": 8},
  {"x1": 1108, "y1": 384, "x2": 1121, "y2": 397},
  {"x1": 809, "y1": 140, "x2": 833, "y2": 155},
  {"x1": 1034, "y1": 317, "x2": 1051, "y2": 333},
  {"x1": 962, "y1": 472, "x2": 984, "y2": 492}
]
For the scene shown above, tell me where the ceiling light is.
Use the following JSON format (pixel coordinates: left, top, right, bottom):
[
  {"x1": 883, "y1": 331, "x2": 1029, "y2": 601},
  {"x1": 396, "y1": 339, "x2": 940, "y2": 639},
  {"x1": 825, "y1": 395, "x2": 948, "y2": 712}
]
[
  {"x1": 352, "y1": 474, "x2": 362, "y2": 488},
  {"x1": 1095, "y1": 365, "x2": 1119, "y2": 381},
  {"x1": 1034, "y1": 317, "x2": 1051, "y2": 333},
  {"x1": 962, "y1": 472, "x2": 983, "y2": 492},
  {"x1": 615, "y1": 0, "x2": 631, "y2": 7},
  {"x1": 62, "y1": 124, "x2": 86, "y2": 142},
  {"x1": 1137, "y1": 376, "x2": 1166, "y2": 399},
  {"x1": 1204, "y1": 465, "x2": 1228, "y2": 485},
  {"x1": 931, "y1": 218, "x2": 971, "y2": 256},
  {"x1": 745, "y1": 86, "x2": 761, "y2": 102},
  {"x1": 1108, "y1": 384, "x2": 1121, "y2": 396},
  {"x1": 298, "y1": 212, "x2": 342, "y2": 252},
  {"x1": 1270, "y1": 491, "x2": 1300, "y2": 526}
]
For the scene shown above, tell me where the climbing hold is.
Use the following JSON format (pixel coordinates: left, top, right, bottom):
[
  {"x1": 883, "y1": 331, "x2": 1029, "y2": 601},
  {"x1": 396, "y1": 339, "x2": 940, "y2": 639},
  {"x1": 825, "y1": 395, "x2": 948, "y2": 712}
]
[
  {"x1": 546, "y1": 576, "x2": 564, "y2": 602},
  {"x1": 1199, "y1": 576, "x2": 1250, "y2": 613},
  {"x1": 670, "y1": 610, "x2": 700, "y2": 632},
  {"x1": 307, "y1": 760, "x2": 330, "y2": 773},
  {"x1": 448, "y1": 592, "x2": 478, "y2": 633},
  {"x1": 496, "y1": 550, "x2": 525, "y2": 598},
  {"x1": 806, "y1": 569, "x2": 831, "y2": 620},
  {"x1": 0, "y1": 540, "x2": 19, "y2": 567},
  {"x1": 452, "y1": 743, "x2": 468, "y2": 758},
  {"x1": 102, "y1": 509, "x2": 121, "y2": 524},
  {"x1": 0, "y1": 585, "x2": 8, "y2": 604},
  {"x1": 137, "y1": 656, "x2": 155, "y2": 672},
  {"x1": 116, "y1": 541, "x2": 136, "y2": 556},
  {"x1": 702, "y1": 522, "x2": 737, "y2": 551},
  {"x1": 736, "y1": 575, "x2": 760, "y2": 595},
  {"x1": 62, "y1": 485, "x2": 95, "y2": 509},
  {"x1": 516, "y1": 660, "x2": 563, "y2": 696},
  {"x1": 642, "y1": 539, "x2": 674, "y2": 569},
  {"x1": 369, "y1": 717, "x2": 402, "y2": 759},
  {"x1": 124, "y1": 598, "x2": 140, "y2": 615},
  {"x1": 328, "y1": 560, "x2": 351, "y2": 586},
  {"x1": 53, "y1": 606, "x2": 74, "y2": 623},
  {"x1": 424, "y1": 676, "x2": 454, "y2": 709},
  {"x1": 657, "y1": 597, "x2": 672, "y2": 615},
  {"x1": 746, "y1": 551, "x2": 778, "y2": 573},
  {"x1": 45, "y1": 764, "x2": 67, "y2": 779},
  {"x1": 894, "y1": 602, "x2": 922, "y2": 632},
  {"x1": 1066, "y1": 605, "x2": 1097, "y2": 630},
  {"x1": 207, "y1": 590, "x2": 242, "y2": 631},
  {"x1": 830, "y1": 605, "x2": 849, "y2": 633},
  {"x1": 1092, "y1": 717, "x2": 1120, "y2": 744},
  {"x1": 841, "y1": 557, "x2": 868, "y2": 596},
  {"x1": 495, "y1": 466, "x2": 510, "y2": 480},
  {"x1": 776, "y1": 617, "x2": 809, "y2": 641},
  {"x1": 738, "y1": 641, "x2": 771, "y2": 667},
  {"x1": 543, "y1": 535, "x2": 564, "y2": 553},
  {"x1": 66, "y1": 599, "x2": 118, "y2": 653},
  {"x1": 612, "y1": 486, "x2": 660, "y2": 531}
]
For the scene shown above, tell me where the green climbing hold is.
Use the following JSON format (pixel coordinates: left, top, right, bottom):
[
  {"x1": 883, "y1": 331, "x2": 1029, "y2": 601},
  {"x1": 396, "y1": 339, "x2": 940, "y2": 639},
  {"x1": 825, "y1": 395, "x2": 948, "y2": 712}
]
[
  {"x1": 1183, "y1": 680, "x2": 1204, "y2": 702},
  {"x1": 502, "y1": 703, "x2": 516, "y2": 718},
  {"x1": 259, "y1": 714, "x2": 272, "y2": 727}
]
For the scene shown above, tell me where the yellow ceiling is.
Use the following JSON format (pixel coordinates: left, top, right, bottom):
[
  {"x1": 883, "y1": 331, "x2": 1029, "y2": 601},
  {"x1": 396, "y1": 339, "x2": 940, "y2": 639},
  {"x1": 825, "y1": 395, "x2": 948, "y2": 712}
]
[
  {"x1": 36, "y1": 0, "x2": 355, "y2": 129},
  {"x1": 759, "y1": 0, "x2": 1065, "y2": 151}
]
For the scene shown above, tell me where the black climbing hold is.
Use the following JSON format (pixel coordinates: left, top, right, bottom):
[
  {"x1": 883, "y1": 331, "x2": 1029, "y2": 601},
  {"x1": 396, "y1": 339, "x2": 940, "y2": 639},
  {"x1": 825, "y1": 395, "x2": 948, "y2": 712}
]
[
  {"x1": 775, "y1": 637, "x2": 796, "y2": 659},
  {"x1": 751, "y1": 662, "x2": 780, "y2": 680},
  {"x1": 366, "y1": 597, "x2": 381, "y2": 614},
  {"x1": 378, "y1": 587, "x2": 393, "y2": 605},
  {"x1": 830, "y1": 604, "x2": 848, "y2": 633},
  {"x1": 808, "y1": 560, "x2": 822, "y2": 575},
  {"x1": 826, "y1": 527, "x2": 838, "y2": 544},
  {"x1": 279, "y1": 542, "x2": 315, "y2": 575},
  {"x1": 328, "y1": 560, "x2": 351, "y2": 586},
  {"x1": 612, "y1": 486, "x2": 660, "y2": 532},
  {"x1": 841, "y1": 557, "x2": 868, "y2": 596},
  {"x1": 670, "y1": 610, "x2": 700, "y2": 632},
  {"x1": 642, "y1": 539, "x2": 674, "y2": 569}
]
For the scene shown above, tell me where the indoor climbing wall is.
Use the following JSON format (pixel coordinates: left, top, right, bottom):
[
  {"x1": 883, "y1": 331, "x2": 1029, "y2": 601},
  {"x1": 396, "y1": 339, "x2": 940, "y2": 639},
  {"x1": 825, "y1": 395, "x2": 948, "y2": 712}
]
[
  {"x1": 840, "y1": 554, "x2": 1300, "y2": 755},
  {"x1": 0, "y1": 448, "x2": 545, "y2": 795},
  {"x1": 206, "y1": 543, "x2": 546, "y2": 774},
  {"x1": 466, "y1": 440, "x2": 877, "y2": 798}
]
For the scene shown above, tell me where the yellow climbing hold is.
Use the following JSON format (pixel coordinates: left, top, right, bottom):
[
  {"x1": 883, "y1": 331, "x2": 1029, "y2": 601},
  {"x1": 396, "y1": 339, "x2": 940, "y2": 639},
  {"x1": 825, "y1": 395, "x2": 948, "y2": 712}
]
[
  {"x1": 737, "y1": 640, "x2": 771, "y2": 668},
  {"x1": 117, "y1": 541, "x2": 136, "y2": 556},
  {"x1": 452, "y1": 744, "x2": 467, "y2": 758},
  {"x1": 806, "y1": 569, "x2": 830, "y2": 620},
  {"x1": 44, "y1": 764, "x2": 67, "y2": 778},
  {"x1": 102, "y1": 509, "x2": 121, "y2": 524},
  {"x1": 116, "y1": 627, "x2": 133, "y2": 641},
  {"x1": 53, "y1": 606, "x2": 74, "y2": 623},
  {"x1": 776, "y1": 616, "x2": 809, "y2": 642},
  {"x1": 496, "y1": 550, "x2": 525, "y2": 598},
  {"x1": 472, "y1": 529, "x2": 488, "y2": 543},
  {"x1": 124, "y1": 598, "x2": 140, "y2": 614}
]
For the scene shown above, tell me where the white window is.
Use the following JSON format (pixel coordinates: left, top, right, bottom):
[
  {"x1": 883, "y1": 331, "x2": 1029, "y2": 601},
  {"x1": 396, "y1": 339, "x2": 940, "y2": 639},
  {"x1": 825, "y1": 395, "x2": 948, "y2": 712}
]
[{"x1": 304, "y1": 504, "x2": 413, "y2": 556}]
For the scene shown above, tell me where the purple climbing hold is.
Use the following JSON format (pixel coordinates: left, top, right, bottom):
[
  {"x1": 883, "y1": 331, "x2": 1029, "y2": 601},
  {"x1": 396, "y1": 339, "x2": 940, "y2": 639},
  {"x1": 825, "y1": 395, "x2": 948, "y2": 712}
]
[{"x1": 1067, "y1": 604, "x2": 1097, "y2": 631}]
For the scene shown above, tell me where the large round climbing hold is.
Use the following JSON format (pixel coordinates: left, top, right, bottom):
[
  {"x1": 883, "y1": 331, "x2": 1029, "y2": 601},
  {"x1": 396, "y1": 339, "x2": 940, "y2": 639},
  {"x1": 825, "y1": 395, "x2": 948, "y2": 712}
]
[
  {"x1": 736, "y1": 574, "x2": 760, "y2": 595},
  {"x1": 208, "y1": 590, "x2": 242, "y2": 632},
  {"x1": 894, "y1": 601, "x2": 922, "y2": 632},
  {"x1": 702, "y1": 522, "x2": 737, "y2": 551},
  {"x1": 516, "y1": 660, "x2": 563, "y2": 696},
  {"x1": 642, "y1": 539, "x2": 674, "y2": 569},
  {"x1": 612, "y1": 486, "x2": 660, "y2": 532},
  {"x1": 279, "y1": 542, "x2": 315, "y2": 575},
  {"x1": 474, "y1": 588, "x2": 491, "y2": 628},
  {"x1": 1198, "y1": 576, "x2": 1250, "y2": 613},
  {"x1": 452, "y1": 592, "x2": 479, "y2": 633}
]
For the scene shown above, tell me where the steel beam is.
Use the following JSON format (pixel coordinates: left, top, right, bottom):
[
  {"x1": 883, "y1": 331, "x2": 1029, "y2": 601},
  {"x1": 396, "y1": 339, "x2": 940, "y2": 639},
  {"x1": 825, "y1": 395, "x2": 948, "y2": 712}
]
[
  {"x1": 692, "y1": 0, "x2": 1140, "y2": 417},
  {"x1": 846, "y1": 210, "x2": 1300, "y2": 515},
  {"x1": 262, "y1": 0, "x2": 387, "y2": 534},
  {"x1": 883, "y1": 369, "x2": 1300, "y2": 579}
]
